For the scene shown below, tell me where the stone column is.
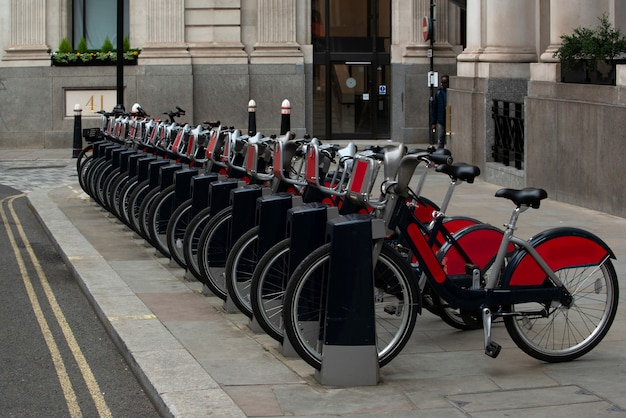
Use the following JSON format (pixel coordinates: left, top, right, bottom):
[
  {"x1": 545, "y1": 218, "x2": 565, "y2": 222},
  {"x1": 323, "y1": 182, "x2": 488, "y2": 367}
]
[
  {"x1": 480, "y1": 0, "x2": 536, "y2": 63},
  {"x1": 251, "y1": 0, "x2": 303, "y2": 63},
  {"x1": 463, "y1": 0, "x2": 483, "y2": 53},
  {"x1": 403, "y1": 0, "x2": 455, "y2": 58},
  {"x1": 540, "y1": 0, "x2": 610, "y2": 62},
  {"x1": 459, "y1": 0, "x2": 536, "y2": 78},
  {"x1": 3, "y1": 0, "x2": 50, "y2": 62},
  {"x1": 140, "y1": 0, "x2": 189, "y2": 62}
]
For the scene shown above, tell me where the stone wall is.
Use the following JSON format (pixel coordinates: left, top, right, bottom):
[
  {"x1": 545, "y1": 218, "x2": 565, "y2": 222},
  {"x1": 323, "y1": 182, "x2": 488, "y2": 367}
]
[
  {"x1": 450, "y1": 75, "x2": 626, "y2": 218},
  {"x1": 0, "y1": 62, "x2": 306, "y2": 149},
  {"x1": 525, "y1": 81, "x2": 626, "y2": 218}
]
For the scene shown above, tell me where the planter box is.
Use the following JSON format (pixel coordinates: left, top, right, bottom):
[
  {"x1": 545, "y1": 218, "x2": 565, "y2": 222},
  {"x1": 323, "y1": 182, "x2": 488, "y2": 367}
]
[
  {"x1": 561, "y1": 60, "x2": 624, "y2": 85},
  {"x1": 51, "y1": 58, "x2": 138, "y2": 67}
]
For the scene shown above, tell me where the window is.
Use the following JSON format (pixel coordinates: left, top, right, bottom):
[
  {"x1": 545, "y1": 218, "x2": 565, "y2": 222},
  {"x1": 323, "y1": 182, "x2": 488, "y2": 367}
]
[{"x1": 73, "y1": 0, "x2": 129, "y2": 50}]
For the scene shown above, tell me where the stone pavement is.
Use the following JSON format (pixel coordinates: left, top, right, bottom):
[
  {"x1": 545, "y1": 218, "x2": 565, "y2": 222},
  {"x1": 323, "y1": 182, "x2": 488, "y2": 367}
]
[{"x1": 2, "y1": 148, "x2": 626, "y2": 417}]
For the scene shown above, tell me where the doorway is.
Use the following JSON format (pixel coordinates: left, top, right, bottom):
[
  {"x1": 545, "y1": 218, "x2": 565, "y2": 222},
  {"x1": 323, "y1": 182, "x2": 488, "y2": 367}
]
[{"x1": 312, "y1": 0, "x2": 391, "y2": 140}]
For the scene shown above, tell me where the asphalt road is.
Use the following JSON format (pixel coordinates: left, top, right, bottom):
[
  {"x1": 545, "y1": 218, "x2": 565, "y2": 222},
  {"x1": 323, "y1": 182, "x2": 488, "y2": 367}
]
[{"x1": 0, "y1": 184, "x2": 160, "y2": 418}]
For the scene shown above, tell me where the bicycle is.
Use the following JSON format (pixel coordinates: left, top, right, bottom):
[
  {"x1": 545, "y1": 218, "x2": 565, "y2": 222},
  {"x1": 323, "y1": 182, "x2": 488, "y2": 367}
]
[
  {"x1": 222, "y1": 137, "x2": 361, "y2": 316},
  {"x1": 282, "y1": 145, "x2": 618, "y2": 369},
  {"x1": 248, "y1": 146, "x2": 482, "y2": 343}
]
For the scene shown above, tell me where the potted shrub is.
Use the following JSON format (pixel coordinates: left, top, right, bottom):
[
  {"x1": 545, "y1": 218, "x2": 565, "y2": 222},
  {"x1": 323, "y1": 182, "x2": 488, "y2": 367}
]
[{"x1": 554, "y1": 13, "x2": 626, "y2": 85}]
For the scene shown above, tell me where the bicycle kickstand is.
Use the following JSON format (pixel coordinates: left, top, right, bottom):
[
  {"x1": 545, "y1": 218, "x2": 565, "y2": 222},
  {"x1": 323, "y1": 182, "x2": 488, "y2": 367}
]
[{"x1": 482, "y1": 307, "x2": 502, "y2": 358}]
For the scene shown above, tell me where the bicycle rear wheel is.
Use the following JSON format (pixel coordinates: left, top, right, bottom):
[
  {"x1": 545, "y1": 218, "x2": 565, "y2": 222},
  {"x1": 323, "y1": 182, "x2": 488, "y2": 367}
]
[
  {"x1": 283, "y1": 243, "x2": 419, "y2": 370},
  {"x1": 504, "y1": 259, "x2": 618, "y2": 362}
]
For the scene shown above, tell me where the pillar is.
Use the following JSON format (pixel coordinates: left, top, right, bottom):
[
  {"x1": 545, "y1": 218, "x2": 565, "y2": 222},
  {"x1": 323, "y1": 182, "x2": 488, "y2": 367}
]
[
  {"x1": 458, "y1": 0, "x2": 536, "y2": 78},
  {"x1": 540, "y1": 0, "x2": 610, "y2": 62},
  {"x1": 3, "y1": 0, "x2": 50, "y2": 62},
  {"x1": 251, "y1": 0, "x2": 303, "y2": 63},
  {"x1": 139, "y1": 0, "x2": 189, "y2": 62},
  {"x1": 403, "y1": 0, "x2": 455, "y2": 58}
]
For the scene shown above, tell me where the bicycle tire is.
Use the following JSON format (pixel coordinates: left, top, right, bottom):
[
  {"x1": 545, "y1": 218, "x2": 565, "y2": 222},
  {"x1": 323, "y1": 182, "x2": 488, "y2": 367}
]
[
  {"x1": 250, "y1": 237, "x2": 291, "y2": 342},
  {"x1": 85, "y1": 156, "x2": 108, "y2": 199},
  {"x1": 101, "y1": 167, "x2": 121, "y2": 211},
  {"x1": 147, "y1": 185, "x2": 177, "y2": 257},
  {"x1": 109, "y1": 172, "x2": 131, "y2": 222},
  {"x1": 127, "y1": 180, "x2": 151, "y2": 235},
  {"x1": 182, "y1": 206, "x2": 213, "y2": 281},
  {"x1": 117, "y1": 176, "x2": 139, "y2": 227},
  {"x1": 138, "y1": 187, "x2": 161, "y2": 243},
  {"x1": 93, "y1": 158, "x2": 115, "y2": 207},
  {"x1": 76, "y1": 144, "x2": 93, "y2": 175},
  {"x1": 504, "y1": 258, "x2": 618, "y2": 362},
  {"x1": 197, "y1": 206, "x2": 232, "y2": 300},
  {"x1": 283, "y1": 243, "x2": 419, "y2": 370},
  {"x1": 166, "y1": 198, "x2": 193, "y2": 268},
  {"x1": 78, "y1": 153, "x2": 96, "y2": 195},
  {"x1": 91, "y1": 151, "x2": 116, "y2": 203},
  {"x1": 225, "y1": 226, "x2": 259, "y2": 318}
]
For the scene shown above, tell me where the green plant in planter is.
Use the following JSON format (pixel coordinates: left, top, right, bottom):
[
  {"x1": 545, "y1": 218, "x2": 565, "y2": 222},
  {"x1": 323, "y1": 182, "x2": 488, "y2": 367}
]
[
  {"x1": 554, "y1": 13, "x2": 626, "y2": 74},
  {"x1": 58, "y1": 37, "x2": 73, "y2": 53},
  {"x1": 77, "y1": 37, "x2": 88, "y2": 54},
  {"x1": 51, "y1": 34, "x2": 140, "y2": 65},
  {"x1": 101, "y1": 36, "x2": 114, "y2": 53},
  {"x1": 52, "y1": 37, "x2": 79, "y2": 63}
]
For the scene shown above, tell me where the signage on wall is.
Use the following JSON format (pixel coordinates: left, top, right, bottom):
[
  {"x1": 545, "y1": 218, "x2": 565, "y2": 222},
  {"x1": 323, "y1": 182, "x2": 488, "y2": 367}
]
[
  {"x1": 65, "y1": 89, "x2": 117, "y2": 117},
  {"x1": 422, "y1": 16, "x2": 432, "y2": 42}
]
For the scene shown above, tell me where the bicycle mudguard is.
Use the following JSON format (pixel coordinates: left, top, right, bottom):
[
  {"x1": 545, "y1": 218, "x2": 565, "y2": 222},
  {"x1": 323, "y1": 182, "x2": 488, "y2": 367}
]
[
  {"x1": 437, "y1": 223, "x2": 509, "y2": 275},
  {"x1": 503, "y1": 227, "x2": 616, "y2": 287}
]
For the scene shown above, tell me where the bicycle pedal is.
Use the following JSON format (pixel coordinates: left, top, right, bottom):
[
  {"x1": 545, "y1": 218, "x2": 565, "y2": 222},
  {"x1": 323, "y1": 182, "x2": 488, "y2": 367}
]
[
  {"x1": 484, "y1": 341, "x2": 502, "y2": 358},
  {"x1": 384, "y1": 305, "x2": 397, "y2": 315}
]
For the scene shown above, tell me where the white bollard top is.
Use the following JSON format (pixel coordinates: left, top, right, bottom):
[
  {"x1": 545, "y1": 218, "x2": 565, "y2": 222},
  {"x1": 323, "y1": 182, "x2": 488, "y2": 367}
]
[
  {"x1": 280, "y1": 99, "x2": 291, "y2": 114},
  {"x1": 248, "y1": 99, "x2": 257, "y2": 112}
]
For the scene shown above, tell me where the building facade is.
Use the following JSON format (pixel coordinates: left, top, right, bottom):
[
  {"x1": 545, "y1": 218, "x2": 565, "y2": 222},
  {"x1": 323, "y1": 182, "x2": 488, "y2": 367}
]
[
  {"x1": 0, "y1": 0, "x2": 464, "y2": 147},
  {"x1": 1, "y1": 0, "x2": 625, "y2": 216}
]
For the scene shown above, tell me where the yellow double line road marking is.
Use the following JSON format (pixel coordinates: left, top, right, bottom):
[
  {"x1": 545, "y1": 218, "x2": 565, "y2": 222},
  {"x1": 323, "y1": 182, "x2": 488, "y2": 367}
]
[{"x1": 1, "y1": 194, "x2": 112, "y2": 418}]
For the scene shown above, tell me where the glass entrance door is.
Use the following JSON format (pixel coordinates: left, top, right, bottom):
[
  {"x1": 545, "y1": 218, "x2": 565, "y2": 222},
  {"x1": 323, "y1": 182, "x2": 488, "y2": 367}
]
[
  {"x1": 312, "y1": 0, "x2": 390, "y2": 140},
  {"x1": 327, "y1": 61, "x2": 389, "y2": 136}
]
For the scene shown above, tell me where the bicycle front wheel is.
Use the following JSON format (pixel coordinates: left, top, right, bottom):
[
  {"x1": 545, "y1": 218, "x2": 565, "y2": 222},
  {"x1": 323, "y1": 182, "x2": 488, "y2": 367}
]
[
  {"x1": 197, "y1": 207, "x2": 232, "y2": 300},
  {"x1": 283, "y1": 243, "x2": 419, "y2": 370},
  {"x1": 183, "y1": 207, "x2": 213, "y2": 281},
  {"x1": 225, "y1": 226, "x2": 259, "y2": 318},
  {"x1": 250, "y1": 238, "x2": 291, "y2": 342},
  {"x1": 147, "y1": 185, "x2": 177, "y2": 257},
  {"x1": 504, "y1": 259, "x2": 618, "y2": 362},
  {"x1": 166, "y1": 199, "x2": 193, "y2": 268}
]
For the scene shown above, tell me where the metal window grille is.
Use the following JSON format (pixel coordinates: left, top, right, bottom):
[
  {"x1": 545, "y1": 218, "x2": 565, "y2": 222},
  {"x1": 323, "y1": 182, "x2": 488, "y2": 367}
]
[{"x1": 491, "y1": 100, "x2": 524, "y2": 170}]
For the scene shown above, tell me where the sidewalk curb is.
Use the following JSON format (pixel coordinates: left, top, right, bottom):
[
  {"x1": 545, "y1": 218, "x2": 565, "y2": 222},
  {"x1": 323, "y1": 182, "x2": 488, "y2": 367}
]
[{"x1": 27, "y1": 188, "x2": 246, "y2": 418}]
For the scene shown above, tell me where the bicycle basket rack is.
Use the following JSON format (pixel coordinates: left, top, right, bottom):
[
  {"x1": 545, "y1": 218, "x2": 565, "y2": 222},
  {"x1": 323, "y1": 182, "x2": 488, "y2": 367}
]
[{"x1": 347, "y1": 156, "x2": 380, "y2": 205}]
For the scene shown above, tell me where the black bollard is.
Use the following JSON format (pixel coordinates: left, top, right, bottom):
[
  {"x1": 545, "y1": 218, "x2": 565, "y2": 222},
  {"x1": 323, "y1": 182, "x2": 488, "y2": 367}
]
[
  {"x1": 280, "y1": 99, "x2": 291, "y2": 135},
  {"x1": 248, "y1": 99, "x2": 257, "y2": 136},
  {"x1": 72, "y1": 104, "x2": 83, "y2": 158}
]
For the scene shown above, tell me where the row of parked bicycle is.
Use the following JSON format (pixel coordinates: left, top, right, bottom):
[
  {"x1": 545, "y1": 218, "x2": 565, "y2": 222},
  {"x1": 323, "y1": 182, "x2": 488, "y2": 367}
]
[{"x1": 76, "y1": 104, "x2": 618, "y2": 371}]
